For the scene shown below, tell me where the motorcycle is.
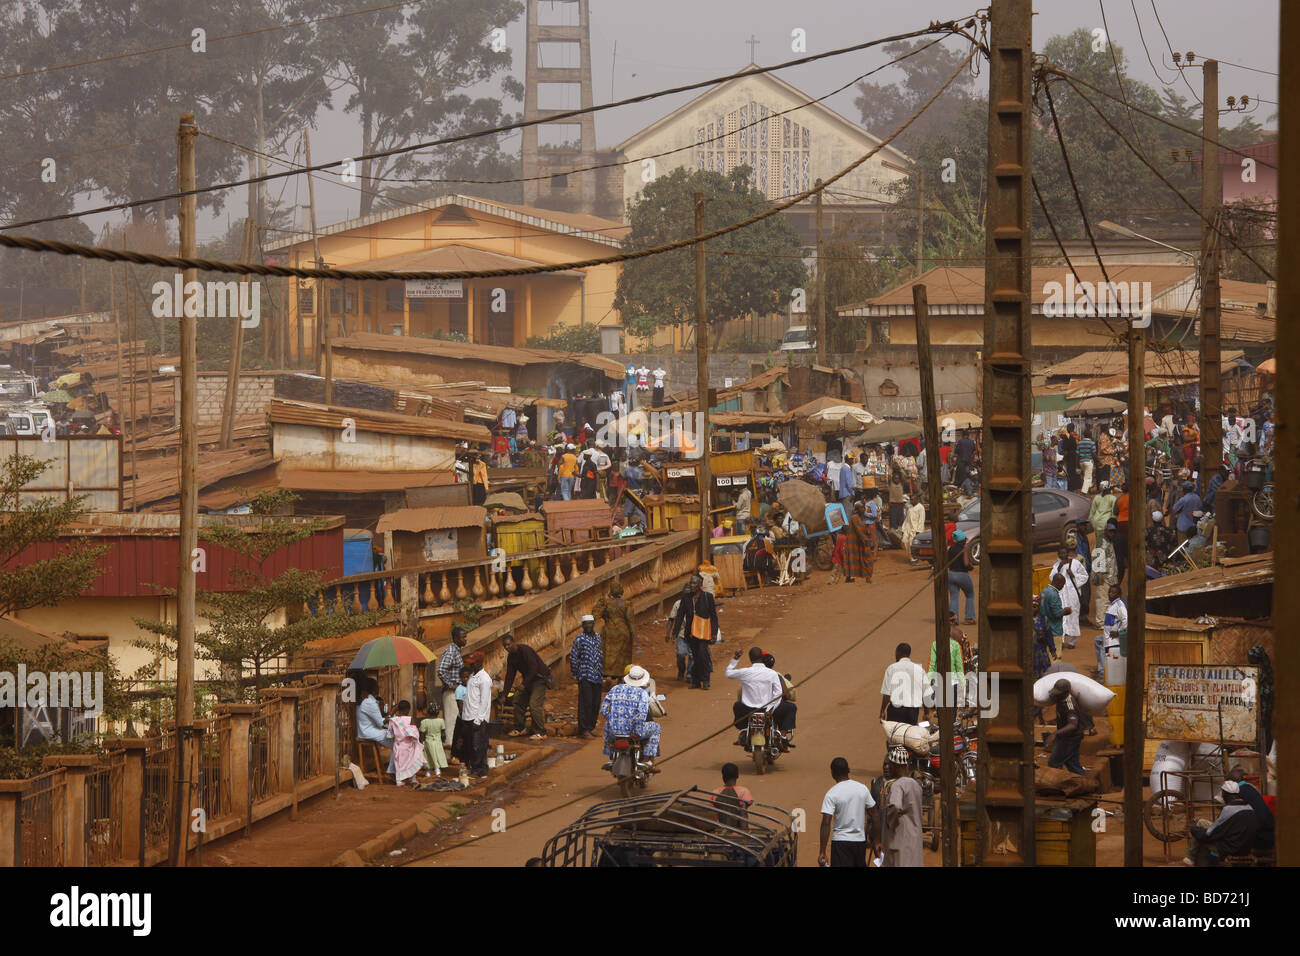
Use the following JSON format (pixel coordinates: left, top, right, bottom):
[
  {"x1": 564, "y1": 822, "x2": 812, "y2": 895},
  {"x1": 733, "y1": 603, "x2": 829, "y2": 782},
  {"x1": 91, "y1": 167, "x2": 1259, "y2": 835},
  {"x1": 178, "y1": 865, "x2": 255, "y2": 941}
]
[
  {"x1": 608, "y1": 733, "x2": 654, "y2": 798},
  {"x1": 742, "y1": 708, "x2": 787, "y2": 775}
]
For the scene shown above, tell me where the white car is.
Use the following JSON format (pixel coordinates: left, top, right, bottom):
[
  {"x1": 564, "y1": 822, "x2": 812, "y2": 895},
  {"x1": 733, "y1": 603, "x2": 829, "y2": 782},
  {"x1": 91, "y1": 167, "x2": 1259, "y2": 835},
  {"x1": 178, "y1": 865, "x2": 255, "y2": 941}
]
[{"x1": 779, "y1": 325, "x2": 815, "y2": 353}]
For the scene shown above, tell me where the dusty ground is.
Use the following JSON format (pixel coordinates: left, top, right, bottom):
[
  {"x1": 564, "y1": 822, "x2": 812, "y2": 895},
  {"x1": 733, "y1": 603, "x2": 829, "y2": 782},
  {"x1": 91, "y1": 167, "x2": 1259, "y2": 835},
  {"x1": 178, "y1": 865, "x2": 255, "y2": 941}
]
[{"x1": 204, "y1": 543, "x2": 1173, "y2": 867}]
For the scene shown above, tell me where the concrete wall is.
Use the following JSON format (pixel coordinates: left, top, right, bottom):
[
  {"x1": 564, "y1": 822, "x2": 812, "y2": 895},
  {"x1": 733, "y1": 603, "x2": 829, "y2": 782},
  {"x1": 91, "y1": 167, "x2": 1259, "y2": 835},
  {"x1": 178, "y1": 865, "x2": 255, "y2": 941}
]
[{"x1": 175, "y1": 372, "x2": 279, "y2": 427}]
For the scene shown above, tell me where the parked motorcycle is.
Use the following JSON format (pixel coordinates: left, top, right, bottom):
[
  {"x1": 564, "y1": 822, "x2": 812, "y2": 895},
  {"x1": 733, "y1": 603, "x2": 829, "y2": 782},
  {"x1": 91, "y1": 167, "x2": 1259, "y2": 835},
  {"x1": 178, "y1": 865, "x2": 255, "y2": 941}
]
[
  {"x1": 608, "y1": 733, "x2": 653, "y2": 798},
  {"x1": 742, "y1": 708, "x2": 787, "y2": 775}
]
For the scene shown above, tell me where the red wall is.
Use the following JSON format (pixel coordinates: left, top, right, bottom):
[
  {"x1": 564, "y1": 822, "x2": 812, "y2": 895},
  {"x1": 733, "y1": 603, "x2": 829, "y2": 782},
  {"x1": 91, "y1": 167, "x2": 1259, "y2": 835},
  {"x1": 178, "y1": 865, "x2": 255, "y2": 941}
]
[{"x1": 10, "y1": 527, "x2": 344, "y2": 597}]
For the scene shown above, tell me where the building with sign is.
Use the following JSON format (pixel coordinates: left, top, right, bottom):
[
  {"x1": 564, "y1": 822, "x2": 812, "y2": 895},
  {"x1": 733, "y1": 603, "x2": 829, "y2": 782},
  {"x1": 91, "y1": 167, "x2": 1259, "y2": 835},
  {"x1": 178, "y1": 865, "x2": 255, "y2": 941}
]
[{"x1": 268, "y1": 195, "x2": 629, "y2": 363}]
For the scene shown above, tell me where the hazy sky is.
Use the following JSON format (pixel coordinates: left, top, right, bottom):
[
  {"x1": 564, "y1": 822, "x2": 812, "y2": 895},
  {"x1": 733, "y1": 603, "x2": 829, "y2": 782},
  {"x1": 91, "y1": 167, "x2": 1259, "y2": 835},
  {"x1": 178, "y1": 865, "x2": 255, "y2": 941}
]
[{"x1": 219, "y1": 0, "x2": 1282, "y2": 239}]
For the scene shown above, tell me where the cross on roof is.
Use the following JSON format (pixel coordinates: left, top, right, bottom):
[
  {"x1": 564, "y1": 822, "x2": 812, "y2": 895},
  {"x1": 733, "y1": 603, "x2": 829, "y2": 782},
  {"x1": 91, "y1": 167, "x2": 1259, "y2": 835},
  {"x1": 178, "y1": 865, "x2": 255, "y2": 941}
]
[{"x1": 746, "y1": 34, "x2": 760, "y2": 64}]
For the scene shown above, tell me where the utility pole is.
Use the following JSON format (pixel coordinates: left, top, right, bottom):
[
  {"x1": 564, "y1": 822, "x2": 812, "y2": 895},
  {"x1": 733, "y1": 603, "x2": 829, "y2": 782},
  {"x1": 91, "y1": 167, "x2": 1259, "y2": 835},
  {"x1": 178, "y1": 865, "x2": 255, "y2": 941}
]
[
  {"x1": 1122, "y1": 314, "x2": 1148, "y2": 865},
  {"x1": 1199, "y1": 60, "x2": 1222, "y2": 486},
  {"x1": 914, "y1": 284, "x2": 957, "y2": 866},
  {"x1": 917, "y1": 167, "x2": 925, "y2": 276},
  {"x1": 815, "y1": 179, "x2": 826, "y2": 364},
  {"x1": 304, "y1": 129, "x2": 331, "y2": 404},
  {"x1": 695, "y1": 191, "x2": 712, "y2": 562},
  {"x1": 172, "y1": 113, "x2": 199, "y2": 868},
  {"x1": 976, "y1": 0, "x2": 1035, "y2": 866},
  {"x1": 1272, "y1": 1, "x2": 1296, "y2": 868},
  {"x1": 219, "y1": 219, "x2": 255, "y2": 449}
]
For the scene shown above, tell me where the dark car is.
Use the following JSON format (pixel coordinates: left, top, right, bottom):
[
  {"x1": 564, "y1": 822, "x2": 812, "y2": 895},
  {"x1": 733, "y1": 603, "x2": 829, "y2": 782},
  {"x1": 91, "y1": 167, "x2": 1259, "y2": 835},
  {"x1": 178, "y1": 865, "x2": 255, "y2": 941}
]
[{"x1": 912, "y1": 488, "x2": 1095, "y2": 563}]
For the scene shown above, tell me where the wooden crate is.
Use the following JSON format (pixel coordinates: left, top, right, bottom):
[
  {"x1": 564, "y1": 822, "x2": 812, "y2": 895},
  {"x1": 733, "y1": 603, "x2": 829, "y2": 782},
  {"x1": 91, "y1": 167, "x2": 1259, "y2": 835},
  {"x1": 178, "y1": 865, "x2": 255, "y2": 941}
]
[{"x1": 959, "y1": 800, "x2": 1096, "y2": 866}]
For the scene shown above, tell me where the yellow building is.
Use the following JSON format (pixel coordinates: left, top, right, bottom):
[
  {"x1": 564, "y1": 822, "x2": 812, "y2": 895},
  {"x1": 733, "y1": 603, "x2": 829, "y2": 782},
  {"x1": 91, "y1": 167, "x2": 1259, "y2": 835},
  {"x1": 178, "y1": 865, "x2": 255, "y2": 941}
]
[{"x1": 269, "y1": 194, "x2": 629, "y2": 362}]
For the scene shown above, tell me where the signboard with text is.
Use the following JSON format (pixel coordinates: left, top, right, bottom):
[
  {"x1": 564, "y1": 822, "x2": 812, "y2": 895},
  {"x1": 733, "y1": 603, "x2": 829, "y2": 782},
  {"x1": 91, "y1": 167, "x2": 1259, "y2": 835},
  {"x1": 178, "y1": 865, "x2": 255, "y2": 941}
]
[
  {"x1": 1145, "y1": 664, "x2": 1259, "y2": 745},
  {"x1": 405, "y1": 279, "x2": 464, "y2": 299}
]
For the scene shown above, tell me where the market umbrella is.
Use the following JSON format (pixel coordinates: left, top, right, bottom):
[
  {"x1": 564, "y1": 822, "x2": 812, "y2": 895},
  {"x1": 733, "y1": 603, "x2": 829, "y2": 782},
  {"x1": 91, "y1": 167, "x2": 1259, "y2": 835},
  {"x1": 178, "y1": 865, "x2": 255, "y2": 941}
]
[
  {"x1": 348, "y1": 635, "x2": 437, "y2": 671},
  {"x1": 54, "y1": 372, "x2": 83, "y2": 389},
  {"x1": 937, "y1": 410, "x2": 981, "y2": 430},
  {"x1": 858, "y1": 420, "x2": 922, "y2": 445},
  {"x1": 41, "y1": 389, "x2": 73, "y2": 404},
  {"x1": 777, "y1": 479, "x2": 828, "y2": 530},
  {"x1": 1067, "y1": 396, "x2": 1126, "y2": 415},
  {"x1": 806, "y1": 404, "x2": 881, "y2": 434}
]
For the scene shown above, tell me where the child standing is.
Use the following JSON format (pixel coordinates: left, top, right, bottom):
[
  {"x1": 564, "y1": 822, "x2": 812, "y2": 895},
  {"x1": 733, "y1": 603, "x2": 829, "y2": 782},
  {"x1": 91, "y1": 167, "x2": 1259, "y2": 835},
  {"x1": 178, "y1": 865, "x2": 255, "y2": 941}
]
[
  {"x1": 449, "y1": 667, "x2": 471, "y2": 765},
  {"x1": 387, "y1": 700, "x2": 425, "y2": 786},
  {"x1": 419, "y1": 701, "x2": 449, "y2": 777},
  {"x1": 710, "y1": 762, "x2": 755, "y2": 830}
]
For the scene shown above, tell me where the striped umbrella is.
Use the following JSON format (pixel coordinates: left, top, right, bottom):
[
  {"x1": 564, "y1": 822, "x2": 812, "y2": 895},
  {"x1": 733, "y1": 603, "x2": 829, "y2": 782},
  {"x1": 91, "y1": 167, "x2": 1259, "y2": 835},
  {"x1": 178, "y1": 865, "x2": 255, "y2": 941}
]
[{"x1": 348, "y1": 635, "x2": 437, "y2": 670}]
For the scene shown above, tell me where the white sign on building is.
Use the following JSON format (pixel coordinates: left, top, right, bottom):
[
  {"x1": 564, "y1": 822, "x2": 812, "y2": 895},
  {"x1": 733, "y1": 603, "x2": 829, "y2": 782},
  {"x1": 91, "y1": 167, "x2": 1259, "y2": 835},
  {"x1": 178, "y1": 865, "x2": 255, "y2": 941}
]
[{"x1": 405, "y1": 279, "x2": 464, "y2": 299}]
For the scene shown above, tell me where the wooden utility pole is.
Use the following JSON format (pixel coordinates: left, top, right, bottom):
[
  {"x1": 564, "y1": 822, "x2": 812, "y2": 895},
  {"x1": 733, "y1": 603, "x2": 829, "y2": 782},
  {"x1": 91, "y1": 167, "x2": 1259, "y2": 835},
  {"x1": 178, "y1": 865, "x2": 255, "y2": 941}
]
[
  {"x1": 914, "y1": 284, "x2": 957, "y2": 866},
  {"x1": 304, "y1": 129, "x2": 331, "y2": 404},
  {"x1": 695, "y1": 191, "x2": 712, "y2": 562},
  {"x1": 1122, "y1": 323, "x2": 1148, "y2": 865},
  {"x1": 814, "y1": 179, "x2": 826, "y2": 364},
  {"x1": 171, "y1": 112, "x2": 199, "y2": 868},
  {"x1": 127, "y1": 270, "x2": 138, "y2": 493},
  {"x1": 917, "y1": 167, "x2": 925, "y2": 276},
  {"x1": 1199, "y1": 60, "x2": 1223, "y2": 485},
  {"x1": 975, "y1": 0, "x2": 1035, "y2": 866},
  {"x1": 219, "y1": 219, "x2": 255, "y2": 449},
  {"x1": 1272, "y1": 1, "x2": 1296, "y2": 867}
]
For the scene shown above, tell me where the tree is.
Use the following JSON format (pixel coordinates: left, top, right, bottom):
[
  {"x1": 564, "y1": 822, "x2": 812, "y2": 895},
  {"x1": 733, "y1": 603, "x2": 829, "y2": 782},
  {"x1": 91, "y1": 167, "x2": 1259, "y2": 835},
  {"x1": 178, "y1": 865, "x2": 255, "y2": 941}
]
[
  {"x1": 135, "y1": 491, "x2": 385, "y2": 698},
  {"x1": 614, "y1": 167, "x2": 806, "y2": 337},
  {"x1": 525, "y1": 321, "x2": 601, "y2": 353},
  {"x1": 319, "y1": 0, "x2": 524, "y2": 216},
  {"x1": 809, "y1": 222, "x2": 897, "y2": 353},
  {"x1": 854, "y1": 38, "x2": 977, "y2": 155},
  {"x1": 0, "y1": 454, "x2": 108, "y2": 619}
]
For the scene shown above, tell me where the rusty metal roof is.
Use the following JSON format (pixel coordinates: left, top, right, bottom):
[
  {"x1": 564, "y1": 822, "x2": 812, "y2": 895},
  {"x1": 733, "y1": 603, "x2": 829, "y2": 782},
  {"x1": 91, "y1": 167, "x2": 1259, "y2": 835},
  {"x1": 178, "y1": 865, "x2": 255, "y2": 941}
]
[
  {"x1": 1146, "y1": 552, "x2": 1272, "y2": 600},
  {"x1": 331, "y1": 331, "x2": 625, "y2": 379},
  {"x1": 1043, "y1": 349, "x2": 1246, "y2": 381},
  {"x1": 268, "y1": 397, "x2": 491, "y2": 442},
  {"x1": 58, "y1": 512, "x2": 345, "y2": 536},
  {"x1": 376, "y1": 506, "x2": 486, "y2": 533}
]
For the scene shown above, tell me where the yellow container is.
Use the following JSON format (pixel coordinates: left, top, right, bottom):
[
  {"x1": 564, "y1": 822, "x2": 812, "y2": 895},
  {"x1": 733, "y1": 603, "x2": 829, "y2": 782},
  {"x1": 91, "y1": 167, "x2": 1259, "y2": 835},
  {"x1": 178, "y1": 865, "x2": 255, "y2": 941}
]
[
  {"x1": 494, "y1": 517, "x2": 545, "y2": 555},
  {"x1": 1106, "y1": 683, "x2": 1125, "y2": 747},
  {"x1": 1032, "y1": 564, "x2": 1052, "y2": 595}
]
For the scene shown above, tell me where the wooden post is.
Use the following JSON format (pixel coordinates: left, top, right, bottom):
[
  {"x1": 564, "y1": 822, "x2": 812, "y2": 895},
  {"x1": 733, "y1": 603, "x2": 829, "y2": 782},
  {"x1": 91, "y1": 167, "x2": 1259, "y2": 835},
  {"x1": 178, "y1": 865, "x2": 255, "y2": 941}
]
[
  {"x1": 172, "y1": 112, "x2": 199, "y2": 868},
  {"x1": 914, "y1": 284, "x2": 957, "y2": 866},
  {"x1": 304, "y1": 128, "x2": 330, "y2": 404},
  {"x1": 219, "y1": 218, "x2": 255, "y2": 449},
  {"x1": 815, "y1": 179, "x2": 826, "y2": 364},
  {"x1": 1123, "y1": 319, "x2": 1147, "y2": 866},
  {"x1": 695, "y1": 191, "x2": 712, "y2": 562},
  {"x1": 1199, "y1": 61, "x2": 1222, "y2": 486}
]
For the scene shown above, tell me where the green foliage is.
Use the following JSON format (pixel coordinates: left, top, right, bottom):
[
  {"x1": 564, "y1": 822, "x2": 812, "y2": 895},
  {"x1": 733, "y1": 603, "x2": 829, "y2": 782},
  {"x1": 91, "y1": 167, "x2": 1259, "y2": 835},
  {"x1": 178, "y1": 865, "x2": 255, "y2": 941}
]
[
  {"x1": 0, "y1": 455, "x2": 109, "y2": 619},
  {"x1": 615, "y1": 167, "x2": 806, "y2": 334},
  {"x1": 451, "y1": 599, "x2": 483, "y2": 631},
  {"x1": 525, "y1": 321, "x2": 602, "y2": 353},
  {"x1": 0, "y1": 637, "x2": 132, "y2": 724},
  {"x1": 853, "y1": 38, "x2": 978, "y2": 156},
  {"x1": 1220, "y1": 198, "x2": 1277, "y2": 284},
  {"x1": 0, "y1": 740, "x2": 102, "y2": 780}
]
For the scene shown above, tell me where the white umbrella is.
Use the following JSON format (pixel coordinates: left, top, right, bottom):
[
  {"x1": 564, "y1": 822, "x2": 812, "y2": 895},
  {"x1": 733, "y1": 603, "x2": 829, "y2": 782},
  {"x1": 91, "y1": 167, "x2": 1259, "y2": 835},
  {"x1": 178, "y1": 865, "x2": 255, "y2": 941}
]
[{"x1": 806, "y1": 404, "x2": 881, "y2": 433}]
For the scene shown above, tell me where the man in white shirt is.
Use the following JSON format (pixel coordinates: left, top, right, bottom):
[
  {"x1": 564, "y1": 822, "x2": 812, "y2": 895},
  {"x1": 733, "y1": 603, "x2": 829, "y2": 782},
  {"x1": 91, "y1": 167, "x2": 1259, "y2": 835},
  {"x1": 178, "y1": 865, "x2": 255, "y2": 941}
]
[
  {"x1": 460, "y1": 651, "x2": 494, "y2": 776},
  {"x1": 818, "y1": 757, "x2": 880, "y2": 867},
  {"x1": 1099, "y1": 583, "x2": 1128, "y2": 680},
  {"x1": 879, "y1": 643, "x2": 927, "y2": 725},
  {"x1": 825, "y1": 456, "x2": 841, "y2": 496},
  {"x1": 733, "y1": 485, "x2": 752, "y2": 534},
  {"x1": 726, "y1": 648, "x2": 796, "y2": 744}
]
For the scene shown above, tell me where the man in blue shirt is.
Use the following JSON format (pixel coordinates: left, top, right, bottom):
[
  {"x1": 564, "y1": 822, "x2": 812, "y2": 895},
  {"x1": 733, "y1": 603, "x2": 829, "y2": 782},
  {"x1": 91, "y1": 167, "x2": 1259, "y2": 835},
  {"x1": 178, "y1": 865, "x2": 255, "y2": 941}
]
[
  {"x1": 569, "y1": 615, "x2": 604, "y2": 738},
  {"x1": 1204, "y1": 463, "x2": 1230, "y2": 510},
  {"x1": 1228, "y1": 767, "x2": 1275, "y2": 850},
  {"x1": 1172, "y1": 481, "x2": 1203, "y2": 540},
  {"x1": 1076, "y1": 430, "x2": 1097, "y2": 493}
]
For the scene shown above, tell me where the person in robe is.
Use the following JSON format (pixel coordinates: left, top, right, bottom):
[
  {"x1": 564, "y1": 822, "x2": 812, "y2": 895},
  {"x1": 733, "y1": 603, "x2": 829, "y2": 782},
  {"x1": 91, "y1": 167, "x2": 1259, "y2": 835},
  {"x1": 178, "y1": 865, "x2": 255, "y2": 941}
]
[
  {"x1": 593, "y1": 580, "x2": 636, "y2": 679},
  {"x1": 881, "y1": 745, "x2": 924, "y2": 867},
  {"x1": 841, "y1": 500, "x2": 878, "y2": 583},
  {"x1": 386, "y1": 700, "x2": 426, "y2": 786},
  {"x1": 672, "y1": 574, "x2": 719, "y2": 689}
]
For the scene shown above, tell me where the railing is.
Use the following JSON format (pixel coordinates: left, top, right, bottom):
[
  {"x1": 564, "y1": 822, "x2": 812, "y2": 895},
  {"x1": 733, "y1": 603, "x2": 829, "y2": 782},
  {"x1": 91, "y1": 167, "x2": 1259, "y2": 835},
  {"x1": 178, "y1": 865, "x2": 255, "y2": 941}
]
[
  {"x1": 336, "y1": 690, "x2": 357, "y2": 771},
  {"x1": 315, "y1": 534, "x2": 659, "y2": 616},
  {"x1": 142, "y1": 734, "x2": 175, "y2": 855},
  {"x1": 84, "y1": 753, "x2": 125, "y2": 866},
  {"x1": 18, "y1": 769, "x2": 67, "y2": 867},
  {"x1": 248, "y1": 704, "x2": 281, "y2": 806},
  {"x1": 197, "y1": 716, "x2": 233, "y2": 823},
  {"x1": 295, "y1": 696, "x2": 324, "y2": 781}
]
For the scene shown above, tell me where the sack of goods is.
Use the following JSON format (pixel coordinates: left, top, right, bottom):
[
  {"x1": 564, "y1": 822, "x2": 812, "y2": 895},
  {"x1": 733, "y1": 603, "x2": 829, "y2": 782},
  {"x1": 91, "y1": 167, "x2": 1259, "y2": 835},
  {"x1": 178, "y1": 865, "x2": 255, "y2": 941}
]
[
  {"x1": 1032, "y1": 672, "x2": 1116, "y2": 715},
  {"x1": 881, "y1": 719, "x2": 940, "y2": 755}
]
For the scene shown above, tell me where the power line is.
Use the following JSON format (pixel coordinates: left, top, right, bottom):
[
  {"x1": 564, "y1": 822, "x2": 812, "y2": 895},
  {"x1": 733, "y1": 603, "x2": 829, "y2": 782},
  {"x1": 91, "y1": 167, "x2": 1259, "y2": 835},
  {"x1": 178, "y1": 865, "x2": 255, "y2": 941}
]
[
  {"x1": 1128, "y1": 0, "x2": 1177, "y2": 86},
  {"x1": 0, "y1": 48, "x2": 979, "y2": 283},
  {"x1": 0, "y1": 0, "x2": 422, "y2": 82},
  {"x1": 0, "y1": 16, "x2": 978, "y2": 234},
  {"x1": 1099, "y1": 0, "x2": 1149, "y2": 154},
  {"x1": 1148, "y1": 0, "x2": 1203, "y2": 104}
]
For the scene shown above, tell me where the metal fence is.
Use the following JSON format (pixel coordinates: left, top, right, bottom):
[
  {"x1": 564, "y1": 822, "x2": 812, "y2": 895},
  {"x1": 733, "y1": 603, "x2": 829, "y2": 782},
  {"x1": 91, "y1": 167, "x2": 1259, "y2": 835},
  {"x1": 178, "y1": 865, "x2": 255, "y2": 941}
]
[
  {"x1": 18, "y1": 769, "x2": 67, "y2": 867},
  {"x1": 142, "y1": 734, "x2": 175, "y2": 856},
  {"x1": 197, "y1": 716, "x2": 233, "y2": 823},
  {"x1": 336, "y1": 691, "x2": 357, "y2": 771},
  {"x1": 84, "y1": 753, "x2": 125, "y2": 866},
  {"x1": 295, "y1": 696, "x2": 323, "y2": 781},
  {"x1": 248, "y1": 704, "x2": 281, "y2": 806}
]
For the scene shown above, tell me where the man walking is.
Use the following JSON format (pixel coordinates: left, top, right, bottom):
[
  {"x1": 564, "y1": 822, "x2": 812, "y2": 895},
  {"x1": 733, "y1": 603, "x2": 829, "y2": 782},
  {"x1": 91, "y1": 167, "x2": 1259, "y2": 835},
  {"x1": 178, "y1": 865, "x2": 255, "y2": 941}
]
[
  {"x1": 568, "y1": 615, "x2": 604, "y2": 738},
  {"x1": 502, "y1": 634, "x2": 551, "y2": 740},
  {"x1": 1077, "y1": 429, "x2": 1097, "y2": 494},
  {"x1": 879, "y1": 643, "x2": 926, "y2": 725},
  {"x1": 461, "y1": 651, "x2": 493, "y2": 777},
  {"x1": 1099, "y1": 583, "x2": 1127, "y2": 681},
  {"x1": 881, "y1": 746, "x2": 924, "y2": 867},
  {"x1": 1045, "y1": 679, "x2": 1090, "y2": 776},
  {"x1": 954, "y1": 431, "x2": 976, "y2": 489},
  {"x1": 818, "y1": 757, "x2": 880, "y2": 867},
  {"x1": 436, "y1": 626, "x2": 468, "y2": 748}
]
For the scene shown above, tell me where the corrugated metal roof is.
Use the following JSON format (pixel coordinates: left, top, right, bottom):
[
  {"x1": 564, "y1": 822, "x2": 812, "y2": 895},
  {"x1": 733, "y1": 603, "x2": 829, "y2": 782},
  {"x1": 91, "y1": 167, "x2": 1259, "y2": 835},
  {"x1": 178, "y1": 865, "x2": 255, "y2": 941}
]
[
  {"x1": 331, "y1": 331, "x2": 624, "y2": 379},
  {"x1": 268, "y1": 397, "x2": 491, "y2": 442},
  {"x1": 1042, "y1": 349, "x2": 1246, "y2": 380},
  {"x1": 376, "y1": 506, "x2": 486, "y2": 533},
  {"x1": 340, "y1": 243, "x2": 584, "y2": 277},
  {"x1": 1146, "y1": 552, "x2": 1272, "y2": 600}
]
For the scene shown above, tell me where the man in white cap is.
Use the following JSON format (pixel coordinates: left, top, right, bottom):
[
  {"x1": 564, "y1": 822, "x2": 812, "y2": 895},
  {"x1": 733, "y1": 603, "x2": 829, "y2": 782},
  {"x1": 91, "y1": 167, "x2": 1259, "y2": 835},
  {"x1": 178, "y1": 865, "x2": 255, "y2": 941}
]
[
  {"x1": 568, "y1": 615, "x2": 604, "y2": 738},
  {"x1": 599, "y1": 665, "x2": 661, "y2": 768},
  {"x1": 881, "y1": 745, "x2": 924, "y2": 867},
  {"x1": 1185, "y1": 781, "x2": 1259, "y2": 866}
]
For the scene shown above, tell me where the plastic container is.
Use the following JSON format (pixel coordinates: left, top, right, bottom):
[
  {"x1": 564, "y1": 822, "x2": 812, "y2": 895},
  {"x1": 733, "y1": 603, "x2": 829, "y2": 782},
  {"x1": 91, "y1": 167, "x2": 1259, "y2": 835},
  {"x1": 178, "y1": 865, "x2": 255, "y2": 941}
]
[{"x1": 1105, "y1": 684, "x2": 1125, "y2": 747}]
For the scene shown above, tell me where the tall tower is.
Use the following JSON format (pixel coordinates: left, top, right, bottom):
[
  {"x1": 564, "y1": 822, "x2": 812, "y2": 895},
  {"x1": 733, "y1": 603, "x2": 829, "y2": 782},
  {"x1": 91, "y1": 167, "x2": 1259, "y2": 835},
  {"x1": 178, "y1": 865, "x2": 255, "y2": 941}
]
[{"x1": 521, "y1": 0, "x2": 599, "y2": 213}]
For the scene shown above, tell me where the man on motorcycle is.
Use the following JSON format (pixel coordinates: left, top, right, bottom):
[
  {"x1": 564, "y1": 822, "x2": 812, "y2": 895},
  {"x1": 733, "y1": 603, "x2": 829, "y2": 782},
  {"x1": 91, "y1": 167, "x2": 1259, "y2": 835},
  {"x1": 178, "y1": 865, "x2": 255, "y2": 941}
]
[
  {"x1": 600, "y1": 665, "x2": 661, "y2": 769},
  {"x1": 726, "y1": 647, "x2": 796, "y2": 748}
]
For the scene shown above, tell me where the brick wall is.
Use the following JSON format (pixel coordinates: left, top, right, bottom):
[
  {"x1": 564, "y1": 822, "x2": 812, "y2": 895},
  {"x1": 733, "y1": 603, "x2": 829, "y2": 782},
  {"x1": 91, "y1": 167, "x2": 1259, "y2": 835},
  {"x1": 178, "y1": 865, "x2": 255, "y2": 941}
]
[{"x1": 177, "y1": 372, "x2": 280, "y2": 426}]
